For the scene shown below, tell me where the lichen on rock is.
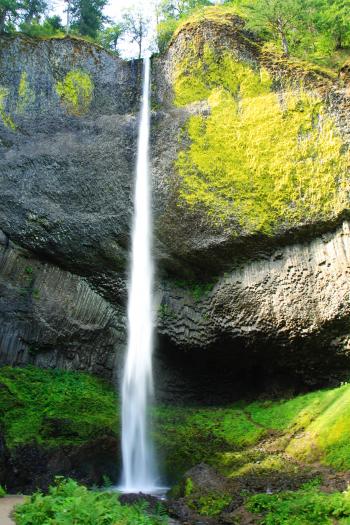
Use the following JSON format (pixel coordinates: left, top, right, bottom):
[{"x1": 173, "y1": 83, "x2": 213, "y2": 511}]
[
  {"x1": 56, "y1": 69, "x2": 94, "y2": 116},
  {"x1": 16, "y1": 71, "x2": 35, "y2": 114},
  {"x1": 174, "y1": 44, "x2": 349, "y2": 235},
  {"x1": 0, "y1": 86, "x2": 15, "y2": 129}
]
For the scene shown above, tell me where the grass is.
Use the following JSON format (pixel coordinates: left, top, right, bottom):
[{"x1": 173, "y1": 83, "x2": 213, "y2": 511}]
[
  {"x1": 247, "y1": 480, "x2": 350, "y2": 525},
  {"x1": 14, "y1": 478, "x2": 168, "y2": 525},
  {"x1": 0, "y1": 366, "x2": 118, "y2": 449},
  {"x1": 154, "y1": 383, "x2": 350, "y2": 480},
  {"x1": 3, "y1": 366, "x2": 350, "y2": 483}
]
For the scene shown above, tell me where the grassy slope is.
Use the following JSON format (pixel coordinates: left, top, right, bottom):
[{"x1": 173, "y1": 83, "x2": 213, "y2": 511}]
[{"x1": 1, "y1": 366, "x2": 350, "y2": 473}]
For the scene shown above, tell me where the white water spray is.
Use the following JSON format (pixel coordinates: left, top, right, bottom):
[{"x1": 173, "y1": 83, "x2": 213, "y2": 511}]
[{"x1": 120, "y1": 56, "x2": 158, "y2": 493}]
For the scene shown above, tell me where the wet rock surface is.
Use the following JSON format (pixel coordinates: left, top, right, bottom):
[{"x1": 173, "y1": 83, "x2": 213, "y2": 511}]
[{"x1": 1, "y1": 434, "x2": 119, "y2": 493}]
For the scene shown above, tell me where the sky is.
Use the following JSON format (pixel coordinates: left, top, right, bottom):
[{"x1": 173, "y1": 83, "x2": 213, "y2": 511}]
[{"x1": 50, "y1": 0, "x2": 156, "y2": 57}]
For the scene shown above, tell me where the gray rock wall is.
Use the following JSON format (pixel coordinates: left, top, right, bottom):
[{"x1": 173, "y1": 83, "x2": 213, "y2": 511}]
[
  {"x1": 0, "y1": 230, "x2": 124, "y2": 376},
  {"x1": 0, "y1": 36, "x2": 140, "y2": 375}
]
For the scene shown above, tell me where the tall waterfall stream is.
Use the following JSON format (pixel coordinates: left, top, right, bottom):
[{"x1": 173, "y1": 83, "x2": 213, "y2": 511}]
[{"x1": 120, "y1": 57, "x2": 159, "y2": 494}]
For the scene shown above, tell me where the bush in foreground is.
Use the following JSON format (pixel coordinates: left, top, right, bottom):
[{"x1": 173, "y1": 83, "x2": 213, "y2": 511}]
[{"x1": 14, "y1": 478, "x2": 168, "y2": 525}]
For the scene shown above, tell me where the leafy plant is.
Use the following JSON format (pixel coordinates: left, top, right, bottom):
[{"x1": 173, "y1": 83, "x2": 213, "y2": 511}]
[
  {"x1": 14, "y1": 478, "x2": 168, "y2": 525},
  {"x1": 247, "y1": 482, "x2": 350, "y2": 524}
]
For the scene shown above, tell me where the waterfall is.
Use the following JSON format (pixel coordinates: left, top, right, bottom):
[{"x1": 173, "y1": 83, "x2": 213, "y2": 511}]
[{"x1": 120, "y1": 56, "x2": 158, "y2": 493}]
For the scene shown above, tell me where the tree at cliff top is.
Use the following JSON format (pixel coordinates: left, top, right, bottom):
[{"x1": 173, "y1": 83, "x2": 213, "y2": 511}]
[
  {"x1": 0, "y1": 0, "x2": 21, "y2": 31},
  {"x1": 226, "y1": 0, "x2": 350, "y2": 62},
  {"x1": 70, "y1": 0, "x2": 107, "y2": 38},
  {"x1": 241, "y1": 0, "x2": 304, "y2": 55},
  {"x1": 121, "y1": 6, "x2": 150, "y2": 59},
  {"x1": 97, "y1": 23, "x2": 124, "y2": 53},
  {"x1": 321, "y1": 0, "x2": 350, "y2": 49},
  {"x1": 21, "y1": 0, "x2": 47, "y2": 22}
]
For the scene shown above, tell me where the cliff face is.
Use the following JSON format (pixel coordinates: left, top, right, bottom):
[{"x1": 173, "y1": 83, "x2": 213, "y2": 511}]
[
  {"x1": 152, "y1": 11, "x2": 350, "y2": 394},
  {"x1": 1, "y1": 15, "x2": 350, "y2": 396},
  {"x1": 0, "y1": 35, "x2": 141, "y2": 376}
]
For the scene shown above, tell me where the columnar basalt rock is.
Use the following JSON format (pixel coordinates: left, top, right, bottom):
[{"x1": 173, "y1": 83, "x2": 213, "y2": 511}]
[{"x1": 0, "y1": 231, "x2": 123, "y2": 376}]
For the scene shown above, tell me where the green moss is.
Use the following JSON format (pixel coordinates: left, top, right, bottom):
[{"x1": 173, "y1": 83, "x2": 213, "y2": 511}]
[
  {"x1": 16, "y1": 71, "x2": 35, "y2": 113},
  {"x1": 247, "y1": 481, "x2": 350, "y2": 525},
  {"x1": 187, "y1": 490, "x2": 232, "y2": 517},
  {"x1": 0, "y1": 366, "x2": 118, "y2": 449},
  {"x1": 174, "y1": 45, "x2": 349, "y2": 235},
  {"x1": 0, "y1": 86, "x2": 15, "y2": 130},
  {"x1": 56, "y1": 69, "x2": 94, "y2": 116},
  {"x1": 171, "y1": 279, "x2": 215, "y2": 301}
]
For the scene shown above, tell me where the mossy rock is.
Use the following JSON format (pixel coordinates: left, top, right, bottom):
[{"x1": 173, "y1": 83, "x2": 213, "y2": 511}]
[{"x1": 172, "y1": 41, "x2": 348, "y2": 237}]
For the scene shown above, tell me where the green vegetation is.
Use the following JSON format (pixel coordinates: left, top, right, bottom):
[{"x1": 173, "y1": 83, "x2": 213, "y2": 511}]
[
  {"x1": 174, "y1": 44, "x2": 348, "y2": 234},
  {"x1": 188, "y1": 491, "x2": 231, "y2": 516},
  {"x1": 0, "y1": 86, "x2": 15, "y2": 129},
  {"x1": 16, "y1": 71, "x2": 35, "y2": 113},
  {"x1": 56, "y1": 69, "x2": 94, "y2": 116},
  {"x1": 0, "y1": 366, "x2": 118, "y2": 448},
  {"x1": 3, "y1": 366, "x2": 350, "y2": 478},
  {"x1": 153, "y1": 382, "x2": 350, "y2": 480},
  {"x1": 0, "y1": 485, "x2": 6, "y2": 497},
  {"x1": 158, "y1": 2, "x2": 350, "y2": 71},
  {"x1": 247, "y1": 481, "x2": 350, "y2": 525},
  {"x1": 14, "y1": 478, "x2": 168, "y2": 525}
]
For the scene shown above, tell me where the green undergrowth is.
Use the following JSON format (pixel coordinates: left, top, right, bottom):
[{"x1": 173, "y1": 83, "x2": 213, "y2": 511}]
[
  {"x1": 154, "y1": 382, "x2": 350, "y2": 479},
  {"x1": 14, "y1": 478, "x2": 168, "y2": 525},
  {"x1": 0, "y1": 366, "x2": 118, "y2": 449},
  {"x1": 3, "y1": 366, "x2": 350, "y2": 484},
  {"x1": 174, "y1": 43, "x2": 349, "y2": 235},
  {"x1": 247, "y1": 480, "x2": 350, "y2": 525}
]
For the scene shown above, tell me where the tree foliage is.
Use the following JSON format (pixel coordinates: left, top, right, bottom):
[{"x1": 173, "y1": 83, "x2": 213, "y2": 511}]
[
  {"x1": 97, "y1": 23, "x2": 124, "y2": 52},
  {"x1": 122, "y1": 6, "x2": 150, "y2": 59},
  {"x1": 226, "y1": 0, "x2": 350, "y2": 60},
  {"x1": 70, "y1": 0, "x2": 107, "y2": 38}
]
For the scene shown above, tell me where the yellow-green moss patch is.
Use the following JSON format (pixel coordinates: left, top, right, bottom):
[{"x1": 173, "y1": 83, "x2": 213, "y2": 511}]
[
  {"x1": 56, "y1": 69, "x2": 94, "y2": 116},
  {"x1": 174, "y1": 46, "x2": 349, "y2": 235},
  {"x1": 16, "y1": 71, "x2": 35, "y2": 113},
  {"x1": 0, "y1": 87, "x2": 15, "y2": 130}
]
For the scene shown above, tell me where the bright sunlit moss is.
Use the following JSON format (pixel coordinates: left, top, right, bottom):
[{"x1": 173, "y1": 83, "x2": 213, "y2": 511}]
[
  {"x1": 174, "y1": 45, "x2": 349, "y2": 235},
  {"x1": 56, "y1": 69, "x2": 94, "y2": 116}
]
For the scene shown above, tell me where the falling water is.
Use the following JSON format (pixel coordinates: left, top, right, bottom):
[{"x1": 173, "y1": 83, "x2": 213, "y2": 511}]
[{"x1": 120, "y1": 56, "x2": 158, "y2": 493}]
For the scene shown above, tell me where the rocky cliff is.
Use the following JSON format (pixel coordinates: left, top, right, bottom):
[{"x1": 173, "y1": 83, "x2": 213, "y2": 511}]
[
  {"x1": 152, "y1": 10, "x2": 350, "y2": 397},
  {"x1": 1, "y1": 12, "x2": 350, "y2": 398},
  {"x1": 0, "y1": 35, "x2": 141, "y2": 377}
]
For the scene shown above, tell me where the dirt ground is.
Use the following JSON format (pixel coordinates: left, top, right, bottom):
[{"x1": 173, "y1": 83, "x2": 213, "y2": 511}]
[{"x1": 0, "y1": 496, "x2": 25, "y2": 525}]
